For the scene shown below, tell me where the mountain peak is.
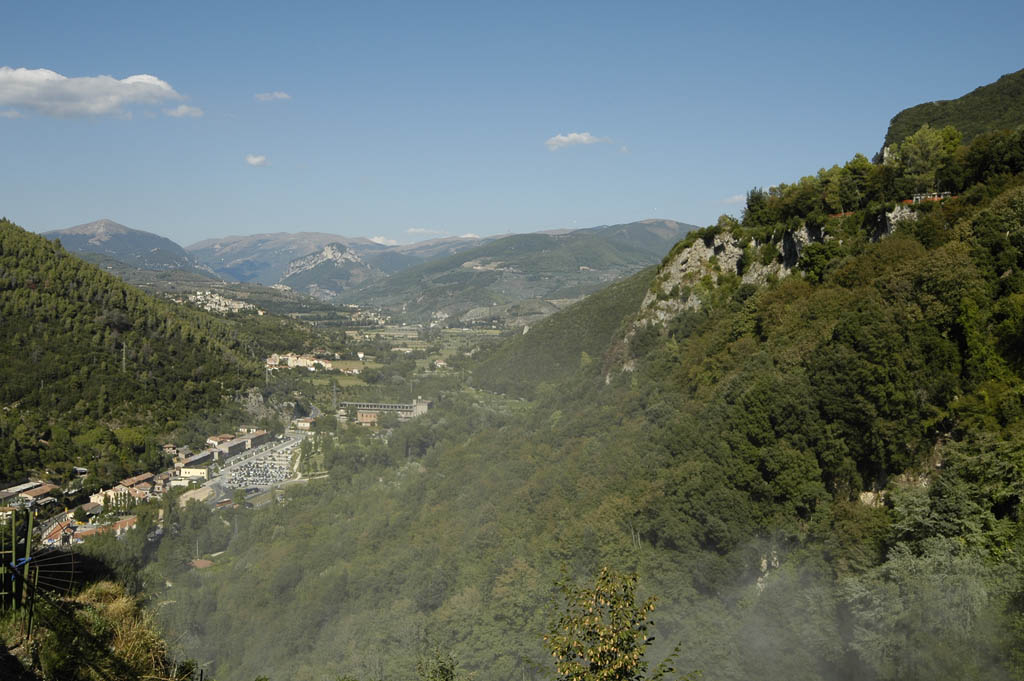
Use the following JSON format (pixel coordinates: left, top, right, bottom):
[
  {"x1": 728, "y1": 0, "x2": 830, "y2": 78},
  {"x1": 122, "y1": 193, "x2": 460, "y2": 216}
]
[
  {"x1": 277, "y1": 242, "x2": 375, "y2": 299},
  {"x1": 43, "y1": 219, "x2": 201, "y2": 271},
  {"x1": 282, "y1": 242, "x2": 364, "y2": 279},
  {"x1": 55, "y1": 218, "x2": 133, "y2": 241}
]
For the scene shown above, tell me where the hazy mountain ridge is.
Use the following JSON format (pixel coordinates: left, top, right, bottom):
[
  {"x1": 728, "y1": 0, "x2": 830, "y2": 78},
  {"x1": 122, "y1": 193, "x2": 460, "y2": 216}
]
[
  {"x1": 281, "y1": 243, "x2": 365, "y2": 280},
  {"x1": 187, "y1": 232, "x2": 489, "y2": 284},
  {"x1": 349, "y1": 219, "x2": 696, "y2": 322},
  {"x1": 40, "y1": 219, "x2": 693, "y2": 324},
  {"x1": 43, "y1": 218, "x2": 208, "y2": 272},
  {"x1": 186, "y1": 231, "x2": 375, "y2": 284},
  {"x1": 279, "y1": 243, "x2": 379, "y2": 299}
]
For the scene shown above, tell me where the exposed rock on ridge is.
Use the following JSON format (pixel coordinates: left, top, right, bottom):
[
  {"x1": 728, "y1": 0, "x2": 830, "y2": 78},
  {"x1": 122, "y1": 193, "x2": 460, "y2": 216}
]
[
  {"x1": 639, "y1": 225, "x2": 827, "y2": 324},
  {"x1": 277, "y1": 242, "x2": 380, "y2": 300},
  {"x1": 280, "y1": 242, "x2": 365, "y2": 280}
]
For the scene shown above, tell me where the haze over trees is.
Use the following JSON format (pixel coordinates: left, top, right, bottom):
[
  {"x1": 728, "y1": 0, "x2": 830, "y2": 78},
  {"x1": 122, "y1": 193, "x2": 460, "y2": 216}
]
[
  {"x1": 104, "y1": 118, "x2": 1024, "y2": 681},
  {"x1": 6, "y1": 67, "x2": 1024, "y2": 681}
]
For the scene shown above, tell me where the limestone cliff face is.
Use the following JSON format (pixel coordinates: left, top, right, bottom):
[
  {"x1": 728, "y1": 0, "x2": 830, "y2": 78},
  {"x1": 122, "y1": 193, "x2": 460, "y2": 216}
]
[
  {"x1": 878, "y1": 203, "x2": 917, "y2": 239},
  {"x1": 638, "y1": 225, "x2": 826, "y2": 324},
  {"x1": 280, "y1": 243, "x2": 364, "y2": 280}
]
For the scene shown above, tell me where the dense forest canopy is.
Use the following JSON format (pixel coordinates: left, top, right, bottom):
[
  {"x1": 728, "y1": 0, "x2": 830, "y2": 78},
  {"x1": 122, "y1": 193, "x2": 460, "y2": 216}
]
[
  {"x1": 883, "y1": 67, "x2": 1024, "y2": 148},
  {"x1": 0, "y1": 219, "x2": 262, "y2": 484}
]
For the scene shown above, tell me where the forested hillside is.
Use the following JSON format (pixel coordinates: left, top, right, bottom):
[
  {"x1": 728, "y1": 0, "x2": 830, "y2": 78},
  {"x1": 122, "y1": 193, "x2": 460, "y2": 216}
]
[
  {"x1": 472, "y1": 266, "x2": 654, "y2": 397},
  {"x1": 141, "y1": 122, "x2": 1024, "y2": 681},
  {"x1": 884, "y1": 67, "x2": 1024, "y2": 147},
  {"x1": 0, "y1": 219, "x2": 260, "y2": 484}
]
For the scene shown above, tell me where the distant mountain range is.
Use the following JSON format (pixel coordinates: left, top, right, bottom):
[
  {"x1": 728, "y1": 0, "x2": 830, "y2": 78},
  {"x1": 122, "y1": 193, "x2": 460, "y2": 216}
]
[
  {"x1": 42, "y1": 218, "x2": 696, "y2": 323},
  {"x1": 186, "y1": 232, "x2": 487, "y2": 284},
  {"x1": 43, "y1": 219, "x2": 209, "y2": 272},
  {"x1": 883, "y1": 67, "x2": 1024, "y2": 148},
  {"x1": 348, "y1": 219, "x2": 694, "y2": 322}
]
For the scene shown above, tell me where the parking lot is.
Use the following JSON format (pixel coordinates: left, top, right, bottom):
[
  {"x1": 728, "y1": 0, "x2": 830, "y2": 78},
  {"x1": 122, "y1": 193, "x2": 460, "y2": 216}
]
[
  {"x1": 225, "y1": 450, "x2": 292, "y2": 489},
  {"x1": 204, "y1": 433, "x2": 307, "y2": 503}
]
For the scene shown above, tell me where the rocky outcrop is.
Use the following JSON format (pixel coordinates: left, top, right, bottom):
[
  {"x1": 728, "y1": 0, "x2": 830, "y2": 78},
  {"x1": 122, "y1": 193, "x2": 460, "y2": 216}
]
[
  {"x1": 281, "y1": 243, "x2": 364, "y2": 279},
  {"x1": 878, "y1": 203, "x2": 917, "y2": 240},
  {"x1": 638, "y1": 226, "x2": 827, "y2": 325},
  {"x1": 277, "y1": 242, "x2": 379, "y2": 299}
]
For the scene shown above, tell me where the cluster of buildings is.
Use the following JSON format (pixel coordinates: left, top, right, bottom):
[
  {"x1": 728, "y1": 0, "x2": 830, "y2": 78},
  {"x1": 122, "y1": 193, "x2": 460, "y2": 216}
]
[
  {"x1": 266, "y1": 353, "x2": 336, "y2": 371},
  {"x1": 292, "y1": 416, "x2": 316, "y2": 431},
  {"x1": 905, "y1": 191, "x2": 956, "y2": 204},
  {"x1": 0, "y1": 481, "x2": 61, "y2": 510},
  {"x1": 162, "y1": 427, "x2": 273, "y2": 484},
  {"x1": 5, "y1": 427, "x2": 276, "y2": 549},
  {"x1": 185, "y1": 290, "x2": 263, "y2": 314},
  {"x1": 289, "y1": 398, "x2": 433, "y2": 429},
  {"x1": 337, "y1": 398, "x2": 432, "y2": 426},
  {"x1": 88, "y1": 471, "x2": 161, "y2": 510},
  {"x1": 41, "y1": 510, "x2": 137, "y2": 547},
  {"x1": 349, "y1": 307, "x2": 390, "y2": 325}
]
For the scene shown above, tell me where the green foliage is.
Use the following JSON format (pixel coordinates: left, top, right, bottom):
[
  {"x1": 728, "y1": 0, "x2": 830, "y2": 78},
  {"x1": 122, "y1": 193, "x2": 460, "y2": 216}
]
[
  {"x1": 545, "y1": 568, "x2": 659, "y2": 681},
  {"x1": 0, "y1": 218, "x2": 260, "y2": 483},
  {"x1": 473, "y1": 267, "x2": 654, "y2": 397},
  {"x1": 895, "y1": 124, "x2": 960, "y2": 193},
  {"x1": 417, "y1": 650, "x2": 463, "y2": 681},
  {"x1": 884, "y1": 67, "x2": 1024, "y2": 147},
  {"x1": 841, "y1": 538, "x2": 1014, "y2": 681},
  {"x1": 796, "y1": 241, "x2": 844, "y2": 283}
]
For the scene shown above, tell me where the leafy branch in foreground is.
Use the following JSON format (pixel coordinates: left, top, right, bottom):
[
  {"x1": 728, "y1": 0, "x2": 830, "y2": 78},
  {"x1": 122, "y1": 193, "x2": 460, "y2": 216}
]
[{"x1": 545, "y1": 567, "x2": 695, "y2": 681}]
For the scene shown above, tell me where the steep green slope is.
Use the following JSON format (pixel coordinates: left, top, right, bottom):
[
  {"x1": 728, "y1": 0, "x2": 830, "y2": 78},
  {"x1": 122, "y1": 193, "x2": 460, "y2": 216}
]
[
  {"x1": 0, "y1": 218, "x2": 260, "y2": 484},
  {"x1": 147, "y1": 124, "x2": 1024, "y2": 681},
  {"x1": 884, "y1": 67, "x2": 1024, "y2": 147},
  {"x1": 472, "y1": 266, "x2": 654, "y2": 397}
]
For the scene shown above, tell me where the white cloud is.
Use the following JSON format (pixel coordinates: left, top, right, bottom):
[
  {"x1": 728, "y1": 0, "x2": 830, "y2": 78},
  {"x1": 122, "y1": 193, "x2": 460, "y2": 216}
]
[
  {"x1": 255, "y1": 91, "x2": 291, "y2": 101},
  {"x1": 407, "y1": 227, "x2": 448, "y2": 236},
  {"x1": 165, "y1": 104, "x2": 203, "y2": 118},
  {"x1": 0, "y1": 109, "x2": 23, "y2": 119},
  {"x1": 545, "y1": 131, "x2": 610, "y2": 151},
  {"x1": 370, "y1": 236, "x2": 399, "y2": 246},
  {"x1": 460, "y1": 233, "x2": 481, "y2": 239},
  {"x1": 245, "y1": 154, "x2": 269, "y2": 167},
  {"x1": 721, "y1": 194, "x2": 746, "y2": 205},
  {"x1": 0, "y1": 66, "x2": 186, "y2": 118}
]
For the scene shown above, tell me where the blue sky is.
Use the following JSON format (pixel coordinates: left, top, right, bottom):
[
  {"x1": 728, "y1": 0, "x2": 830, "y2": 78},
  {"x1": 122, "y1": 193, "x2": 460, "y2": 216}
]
[{"x1": 1, "y1": 0, "x2": 1021, "y2": 246}]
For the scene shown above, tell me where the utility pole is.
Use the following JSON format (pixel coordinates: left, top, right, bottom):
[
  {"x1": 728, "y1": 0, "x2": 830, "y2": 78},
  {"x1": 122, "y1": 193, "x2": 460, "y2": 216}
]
[{"x1": 121, "y1": 343, "x2": 127, "y2": 373}]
